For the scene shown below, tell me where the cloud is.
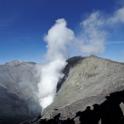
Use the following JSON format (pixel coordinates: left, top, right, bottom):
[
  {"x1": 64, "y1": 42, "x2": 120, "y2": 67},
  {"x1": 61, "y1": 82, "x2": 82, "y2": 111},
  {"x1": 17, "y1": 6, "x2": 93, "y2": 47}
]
[
  {"x1": 107, "y1": 41, "x2": 124, "y2": 45},
  {"x1": 75, "y1": 6, "x2": 124, "y2": 55},
  {"x1": 108, "y1": 7, "x2": 124, "y2": 24},
  {"x1": 76, "y1": 12, "x2": 106, "y2": 55}
]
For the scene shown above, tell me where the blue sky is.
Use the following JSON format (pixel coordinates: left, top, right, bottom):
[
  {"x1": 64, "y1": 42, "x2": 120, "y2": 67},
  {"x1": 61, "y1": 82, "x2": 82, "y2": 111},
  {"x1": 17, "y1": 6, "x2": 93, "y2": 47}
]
[{"x1": 0, "y1": 0, "x2": 124, "y2": 63}]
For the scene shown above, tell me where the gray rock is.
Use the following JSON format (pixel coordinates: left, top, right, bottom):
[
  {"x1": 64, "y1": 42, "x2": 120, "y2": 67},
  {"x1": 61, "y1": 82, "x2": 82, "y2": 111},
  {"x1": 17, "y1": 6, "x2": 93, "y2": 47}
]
[
  {"x1": 1, "y1": 56, "x2": 124, "y2": 124},
  {"x1": 0, "y1": 61, "x2": 42, "y2": 123},
  {"x1": 42, "y1": 55, "x2": 124, "y2": 119}
]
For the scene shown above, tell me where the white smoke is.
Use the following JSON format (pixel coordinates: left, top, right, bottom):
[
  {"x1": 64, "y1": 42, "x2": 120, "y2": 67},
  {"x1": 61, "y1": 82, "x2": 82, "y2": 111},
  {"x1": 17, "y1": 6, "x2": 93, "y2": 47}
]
[{"x1": 38, "y1": 19, "x2": 74, "y2": 109}]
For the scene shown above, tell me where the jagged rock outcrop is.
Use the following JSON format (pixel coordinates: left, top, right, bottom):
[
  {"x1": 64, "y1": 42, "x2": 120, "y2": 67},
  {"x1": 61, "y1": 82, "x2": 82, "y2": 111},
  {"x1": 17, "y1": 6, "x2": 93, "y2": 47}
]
[
  {"x1": 57, "y1": 56, "x2": 83, "y2": 92},
  {"x1": 41, "y1": 56, "x2": 124, "y2": 120},
  {"x1": 0, "y1": 61, "x2": 42, "y2": 124}
]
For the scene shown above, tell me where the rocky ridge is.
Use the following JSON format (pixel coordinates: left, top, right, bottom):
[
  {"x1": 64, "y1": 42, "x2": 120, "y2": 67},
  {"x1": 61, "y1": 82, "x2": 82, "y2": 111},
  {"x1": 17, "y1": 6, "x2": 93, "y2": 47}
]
[
  {"x1": 1, "y1": 56, "x2": 124, "y2": 124},
  {"x1": 42, "y1": 55, "x2": 124, "y2": 120}
]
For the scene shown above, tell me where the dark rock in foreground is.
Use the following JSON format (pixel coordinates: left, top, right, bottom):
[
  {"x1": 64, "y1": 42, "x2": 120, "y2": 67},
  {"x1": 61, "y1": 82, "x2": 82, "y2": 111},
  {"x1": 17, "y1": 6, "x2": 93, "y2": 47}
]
[{"x1": 22, "y1": 89, "x2": 124, "y2": 124}]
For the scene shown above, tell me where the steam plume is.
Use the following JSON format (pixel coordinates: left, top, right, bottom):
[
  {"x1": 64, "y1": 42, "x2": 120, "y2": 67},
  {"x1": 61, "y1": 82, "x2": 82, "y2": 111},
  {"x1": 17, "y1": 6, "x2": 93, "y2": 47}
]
[
  {"x1": 38, "y1": 7, "x2": 124, "y2": 110},
  {"x1": 38, "y1": 19, "x2": 74, "y2": 109}
]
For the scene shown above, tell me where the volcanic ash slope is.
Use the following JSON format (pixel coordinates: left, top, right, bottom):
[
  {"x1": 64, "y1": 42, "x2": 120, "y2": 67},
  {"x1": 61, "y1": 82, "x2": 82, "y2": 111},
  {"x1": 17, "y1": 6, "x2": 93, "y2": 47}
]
[
  {"x1": 0, "y1": 61, "x2": 42, "y2": 123},
  {"x1": 42, "y1": 56, "x2": 124, "y2": 119}
]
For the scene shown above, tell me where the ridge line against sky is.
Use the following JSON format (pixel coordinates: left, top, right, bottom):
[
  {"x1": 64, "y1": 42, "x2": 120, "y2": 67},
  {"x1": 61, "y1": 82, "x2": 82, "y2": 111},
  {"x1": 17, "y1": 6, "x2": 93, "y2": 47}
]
[{"x1": 0, "y1": 0, "x2": 124, "y2": 63}]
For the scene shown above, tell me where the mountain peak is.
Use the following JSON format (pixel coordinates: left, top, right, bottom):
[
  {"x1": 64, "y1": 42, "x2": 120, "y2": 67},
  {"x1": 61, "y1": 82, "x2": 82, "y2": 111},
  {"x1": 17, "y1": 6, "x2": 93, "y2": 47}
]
[
  {"x1": 42, "y1": 56, "x2": 124, "y2": 119},
  {"x1": 5, "y1": 60, "x2": 22, "y2": 65}
]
